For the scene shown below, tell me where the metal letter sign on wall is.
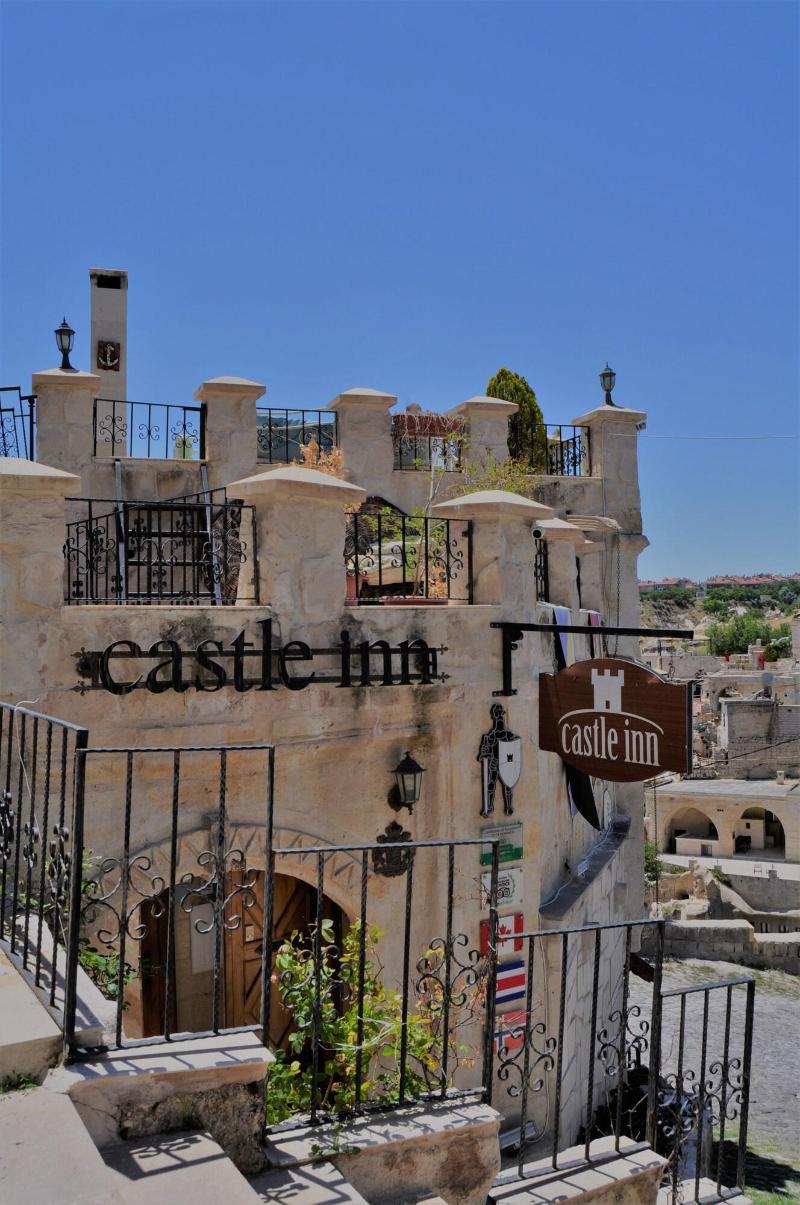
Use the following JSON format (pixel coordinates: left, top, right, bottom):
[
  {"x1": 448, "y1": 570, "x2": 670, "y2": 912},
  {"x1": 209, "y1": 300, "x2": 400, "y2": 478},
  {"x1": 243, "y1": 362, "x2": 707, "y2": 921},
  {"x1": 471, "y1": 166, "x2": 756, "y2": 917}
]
[{"x1": 539, "y1": 657, "x2": 691, "y2": 782}]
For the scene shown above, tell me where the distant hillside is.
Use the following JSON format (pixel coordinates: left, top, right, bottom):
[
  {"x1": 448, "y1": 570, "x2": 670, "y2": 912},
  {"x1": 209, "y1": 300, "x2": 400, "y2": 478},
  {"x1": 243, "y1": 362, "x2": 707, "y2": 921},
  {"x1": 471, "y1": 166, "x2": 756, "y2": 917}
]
[{"x1": 640, "y1": 580, "x2": 798, "y2": 657}]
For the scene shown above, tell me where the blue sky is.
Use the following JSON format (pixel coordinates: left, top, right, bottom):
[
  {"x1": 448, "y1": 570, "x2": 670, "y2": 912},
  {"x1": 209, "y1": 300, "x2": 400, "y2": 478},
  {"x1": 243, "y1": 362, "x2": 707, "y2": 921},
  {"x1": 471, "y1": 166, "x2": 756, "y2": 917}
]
[{"x1": 1, "y1": 0, "x2": 797, "y2": 579}]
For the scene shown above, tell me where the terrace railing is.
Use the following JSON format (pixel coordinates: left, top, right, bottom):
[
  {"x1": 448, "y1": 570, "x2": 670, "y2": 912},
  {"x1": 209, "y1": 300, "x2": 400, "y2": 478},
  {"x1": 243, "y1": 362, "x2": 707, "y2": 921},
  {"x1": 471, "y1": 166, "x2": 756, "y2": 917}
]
[
  {"x1": 391, "y1": 413, "x2": 464, "y2": 472},
  {"x1": 524, "y1": 423, "x2": 591, "y2": 476},
  {"x1": 0, "y1": 386, "x2": 36, "y2": 459},
  {"x1": 344, "y1": 512, "x2": 473, "y2": 603},
  {"x1": 63, "y1": 496, "x2": 258, "y2": 605},
  {"x1": 256, "y1": 407, "x2": 338, "y2": 464},
  {"x1": 0, "y1": 702, "x2": 88, "y2": 1050},
  {"x1": 93, "y1": 398, "x2": 206, "y2": 460}
]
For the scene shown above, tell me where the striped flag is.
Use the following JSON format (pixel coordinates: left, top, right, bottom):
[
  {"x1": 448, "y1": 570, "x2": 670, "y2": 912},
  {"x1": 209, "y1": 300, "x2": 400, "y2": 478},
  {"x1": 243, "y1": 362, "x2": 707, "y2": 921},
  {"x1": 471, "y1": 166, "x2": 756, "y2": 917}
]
[{"x1": 496, "y1": 959, "x2": 526, "y2": 1007}]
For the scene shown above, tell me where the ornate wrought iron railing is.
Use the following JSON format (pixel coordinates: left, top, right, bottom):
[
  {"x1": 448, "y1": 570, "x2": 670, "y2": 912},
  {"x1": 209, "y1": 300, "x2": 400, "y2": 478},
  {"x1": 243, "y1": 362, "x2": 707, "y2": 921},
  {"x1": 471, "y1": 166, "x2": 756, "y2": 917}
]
[
  {"x1": 0, "y1": 386, "x2": 36, "y2": 459},
  {"x1": 265, "y1": 835, "x2": 500, "y2": 1129},
  {"x1": 0, "y1": 702, "x2": 88, "y2": 1050},
  {"x1": 93, "y1": 398, "x2": 206, "y2": 460},
  {"x1": 344, "y1": 512, "x2": 472, "y2": 603},
  {"x1": 494, "y1": 918, "x2": 755, "y2": 1205},
  {"x1": 534, "y1": 535, "x2": 549, "y2": 602},
  {"x1": 63, "y1": 497, "x2": 258, "y2": 605},
  {"x1": 528, "y1": 424, "x2": 591, "y2": 476},
  {"x1": 256, "y1": 407, "x2": 338, "y2": 464},
  {"x1": 391, "y1": 414, "x2": 465, "y2": 472}
]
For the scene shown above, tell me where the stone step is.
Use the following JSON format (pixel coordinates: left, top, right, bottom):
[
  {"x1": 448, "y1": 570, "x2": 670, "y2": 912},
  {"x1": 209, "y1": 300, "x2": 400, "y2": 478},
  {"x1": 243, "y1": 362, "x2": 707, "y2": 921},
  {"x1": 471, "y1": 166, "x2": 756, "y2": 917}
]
[
  {"x1": 0, "y1": 942, "x2": 62, "y2": 1085},
  {"x1": 489, "y1": 1136, "x2": 667, "y2": 1205},
  {"x1": 657, "y1": 1179, "x2": 751, "y2": 1205},
  {"x1": 0, "y1": 1085, "x2": 121, "y2": 1204},
  {"x1": 102, "y1": 1130, "x2": 263, "y2": 1204},
  {"x1": 249, "y1": 1161, "x2": 371, "y2": 1203}
]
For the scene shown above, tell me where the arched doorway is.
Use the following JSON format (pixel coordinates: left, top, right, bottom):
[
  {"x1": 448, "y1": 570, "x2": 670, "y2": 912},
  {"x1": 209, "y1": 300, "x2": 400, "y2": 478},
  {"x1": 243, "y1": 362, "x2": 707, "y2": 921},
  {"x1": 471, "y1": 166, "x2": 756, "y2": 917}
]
[
  {"x1": 667, "y1": 807, "x2": 719, "y2": 855},
  {"x1": 735, "y1": 808, "x2": 786, "y2": 857},
  {"x1": 133, "y1": 871, "x2": 345, "y2": 1046}
]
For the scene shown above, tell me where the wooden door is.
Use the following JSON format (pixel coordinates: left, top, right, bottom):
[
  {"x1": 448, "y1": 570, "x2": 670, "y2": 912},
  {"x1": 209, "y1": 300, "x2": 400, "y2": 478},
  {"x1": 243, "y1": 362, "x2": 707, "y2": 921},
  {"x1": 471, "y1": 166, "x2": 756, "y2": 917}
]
[{"x1": 224, "y1": 871, "x2": 323, "y2": 1048}]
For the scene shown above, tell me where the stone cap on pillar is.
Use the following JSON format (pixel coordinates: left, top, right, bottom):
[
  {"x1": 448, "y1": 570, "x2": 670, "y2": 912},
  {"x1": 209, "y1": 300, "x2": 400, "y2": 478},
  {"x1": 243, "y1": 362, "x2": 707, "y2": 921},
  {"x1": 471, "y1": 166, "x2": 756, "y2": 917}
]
[
  {"x1": 535, "y1": 516, "x2": 585, "y2": 546},
  {"x1": 0, "y1": 457, "x2": 80, "y2": 495},
  {"x1": 567, "y1": 514, "x2": 621, "y2": 532},
  {"x1": 446, "y1": 396, "x2": 518, "y2": 420},
  {"x1": 327, "y1": 387, "x2": 397, "y2": 413},
  {"x1": 32, "y1": 369, "x2": 101, "y2": 392},
  {"x1": 570, "y1": 403, "x2": 647, "y2": 429},
  {"x1": 432, "y1": 489, "x2": 553, "y2": 521},
  {"x1": 194, "y1": 376, "x2": 266, "y2": 403},
  {"x1": 227, "y1": 465, "x2": 366, "y2": 506}
]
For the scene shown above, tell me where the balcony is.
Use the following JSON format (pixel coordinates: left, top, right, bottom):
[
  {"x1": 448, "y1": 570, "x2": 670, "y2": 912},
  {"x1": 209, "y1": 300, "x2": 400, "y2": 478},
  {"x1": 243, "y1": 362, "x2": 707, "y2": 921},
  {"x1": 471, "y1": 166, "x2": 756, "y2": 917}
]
[
  {"x1": 93, "y1": 398, "x2": 206, "y2": 460},
  {"x1": 0, "y1": 386, "x2": 36, "y2": 459},
  {"x1": 256, "y1": 407, "x2": 338, "y2": 464}
]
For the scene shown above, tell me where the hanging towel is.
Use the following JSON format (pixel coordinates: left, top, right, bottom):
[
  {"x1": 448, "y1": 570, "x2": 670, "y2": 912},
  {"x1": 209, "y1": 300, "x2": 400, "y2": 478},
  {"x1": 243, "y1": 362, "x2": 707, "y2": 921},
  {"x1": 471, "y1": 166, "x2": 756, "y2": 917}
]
[{"x1": 586, "y1": 610, "x2": 603, "y2": 658}]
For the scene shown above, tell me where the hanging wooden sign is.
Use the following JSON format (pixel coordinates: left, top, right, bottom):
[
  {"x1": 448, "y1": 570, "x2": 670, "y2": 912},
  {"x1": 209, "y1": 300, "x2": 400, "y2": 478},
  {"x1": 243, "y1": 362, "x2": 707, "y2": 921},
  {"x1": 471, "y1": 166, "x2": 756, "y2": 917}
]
[{"x1": 539, "y1": 657, "x2": 691, "y2": 783}]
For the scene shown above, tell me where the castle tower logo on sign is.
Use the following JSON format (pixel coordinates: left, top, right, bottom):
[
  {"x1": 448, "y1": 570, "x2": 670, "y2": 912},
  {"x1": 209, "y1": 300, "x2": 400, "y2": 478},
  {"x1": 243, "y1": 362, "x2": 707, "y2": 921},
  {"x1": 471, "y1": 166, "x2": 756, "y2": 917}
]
[{"x1": 539, "y1": 658, "x2": 691, "y2": 783}]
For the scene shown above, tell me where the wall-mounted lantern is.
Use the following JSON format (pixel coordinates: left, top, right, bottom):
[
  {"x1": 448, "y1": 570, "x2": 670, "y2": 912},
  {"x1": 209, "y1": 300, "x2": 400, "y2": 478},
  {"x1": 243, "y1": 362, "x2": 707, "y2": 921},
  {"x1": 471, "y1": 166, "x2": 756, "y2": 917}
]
[
  {"x1": 55, "y1": 318, "x2": 76, "y2": 372},
  {"x1": 391, "y1": 751, "x2": 425, "y2": 813},
  {"x1": 599, "y1": 363, "x2": 616, "y2": 406}
]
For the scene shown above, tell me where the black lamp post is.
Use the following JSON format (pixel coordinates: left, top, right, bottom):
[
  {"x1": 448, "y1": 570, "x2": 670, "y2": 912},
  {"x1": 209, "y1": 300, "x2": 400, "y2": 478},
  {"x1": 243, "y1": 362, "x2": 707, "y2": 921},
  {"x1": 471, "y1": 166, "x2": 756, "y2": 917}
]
[
  {"x1": 55, "y1": 318, "x2": 76, "y2": 372},
  {"x1": 391, "y1": 751, "x2": 425, "y2": 813},
  {"x1": 599, "y1": 363, "x2": 616, "y2": 406}
]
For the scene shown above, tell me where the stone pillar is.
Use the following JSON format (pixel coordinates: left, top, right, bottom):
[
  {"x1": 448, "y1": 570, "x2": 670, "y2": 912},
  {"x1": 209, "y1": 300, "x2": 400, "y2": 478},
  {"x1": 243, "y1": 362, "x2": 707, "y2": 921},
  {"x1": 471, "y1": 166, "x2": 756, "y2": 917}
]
[
  {"x1": 431, "y1": 490, "x2": 553, "y2": 607},
  {"x1": 326, "y1": 388, "x2": 396, "y2": 496},
  {"x1": 90, "y1": 268, "x2": 128, "y2": 400},
  {"x1": 536, "y1": 518, "x2": 585, "y2": 611},
  {"x1": 226, "y1": 466, "x2": 366, "y2": 622},
  {"x1": 194, "y1": 376, "x2": 265, "y2": 489},
  {"x1": 445, "y1": 396, "x2": 517, "y2": 469},
  {"x1": 0, "y1": 459, "x2": 80, "y2": 698},
  {"x1": 571, "y1": 404, "x2": 649, "y2": 637},
  {"x1": 32, "y1": 369, "x2": 101, "y2": 478},
  {"x1": 576, "y1": 539, "x2": 604, "y2": 613}
]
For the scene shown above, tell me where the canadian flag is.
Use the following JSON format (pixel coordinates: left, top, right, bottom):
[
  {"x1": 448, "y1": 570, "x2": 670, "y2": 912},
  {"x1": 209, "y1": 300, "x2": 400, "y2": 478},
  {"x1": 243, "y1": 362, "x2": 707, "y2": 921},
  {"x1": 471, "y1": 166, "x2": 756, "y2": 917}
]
[{"x1": 480, "y1": 913, "x2": 524, "y2": 956}]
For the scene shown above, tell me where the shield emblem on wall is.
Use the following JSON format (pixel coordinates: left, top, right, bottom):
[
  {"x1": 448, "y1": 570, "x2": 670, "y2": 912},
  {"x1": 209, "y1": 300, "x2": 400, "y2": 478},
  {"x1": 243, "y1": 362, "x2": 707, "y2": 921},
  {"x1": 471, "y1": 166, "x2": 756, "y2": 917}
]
[{"x1": 497, "y1": 737, "x2": 522, "y2": 789}]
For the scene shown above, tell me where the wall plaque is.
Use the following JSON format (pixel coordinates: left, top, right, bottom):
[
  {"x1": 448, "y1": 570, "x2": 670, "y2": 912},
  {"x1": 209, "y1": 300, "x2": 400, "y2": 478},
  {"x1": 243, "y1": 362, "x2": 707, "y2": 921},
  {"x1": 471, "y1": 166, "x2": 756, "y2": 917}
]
[
  {"x1": 539, "y1": 657, "x2": 691, "y2": 783},
  {"x1": 481, "y1": 866, "x2": 523, "y2": 911},
  {"x1": 97, "y1": 340, "x2": 121, "y2": 371},
  {"x1": 479, "y1": 820, "x2": 523, "y2": 866}
]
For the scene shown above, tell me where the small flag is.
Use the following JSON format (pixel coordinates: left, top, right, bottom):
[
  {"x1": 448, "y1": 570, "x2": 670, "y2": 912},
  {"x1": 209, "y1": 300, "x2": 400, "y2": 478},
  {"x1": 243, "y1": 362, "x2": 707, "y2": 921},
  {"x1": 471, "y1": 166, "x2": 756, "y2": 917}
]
[
  {"x1": 496, "y1": 959, "x2": 526, "y2": 1007},
  {"x1": 493, "y1": 1008, "x2": 527, "y2": 1057},
  {"x1": 480, "y1": 913, "x2": 524, "y2": 956}
]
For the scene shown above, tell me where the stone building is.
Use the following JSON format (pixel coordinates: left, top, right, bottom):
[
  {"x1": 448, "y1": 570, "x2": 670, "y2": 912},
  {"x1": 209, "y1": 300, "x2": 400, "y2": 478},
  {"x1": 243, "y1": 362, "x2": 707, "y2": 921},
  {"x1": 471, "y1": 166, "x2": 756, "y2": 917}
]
[{"x1": 0, "y1": 269, "x2": 701, "y2": 1203}]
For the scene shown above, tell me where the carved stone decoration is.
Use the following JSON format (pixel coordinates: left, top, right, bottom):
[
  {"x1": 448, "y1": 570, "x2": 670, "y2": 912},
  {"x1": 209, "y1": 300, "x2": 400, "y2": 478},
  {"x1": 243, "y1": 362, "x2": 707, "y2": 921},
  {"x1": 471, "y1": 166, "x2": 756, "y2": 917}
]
[
  {"x1": 478, "y1": 703, "x2": 521, "y2": 817},
  {"x1": 372, "y1": 819, "x2": 413, "y2": 877},
  {"x1": 97, "y1": 340, "x2": 121, "y2": 371}
]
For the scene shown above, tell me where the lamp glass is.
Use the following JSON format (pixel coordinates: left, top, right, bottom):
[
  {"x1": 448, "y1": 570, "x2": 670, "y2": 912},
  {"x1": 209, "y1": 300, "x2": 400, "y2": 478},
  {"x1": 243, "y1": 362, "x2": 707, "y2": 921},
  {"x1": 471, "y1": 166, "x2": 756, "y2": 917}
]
[
  {"x1": 599, "y1": 366, "x2": 616, "y2": 393},
  {"x1": 394, "y1": 751, "x2": 425, "y2": 807},
  {"x1": 55, "y1": 320, "x2": 74, "y2": 353}
]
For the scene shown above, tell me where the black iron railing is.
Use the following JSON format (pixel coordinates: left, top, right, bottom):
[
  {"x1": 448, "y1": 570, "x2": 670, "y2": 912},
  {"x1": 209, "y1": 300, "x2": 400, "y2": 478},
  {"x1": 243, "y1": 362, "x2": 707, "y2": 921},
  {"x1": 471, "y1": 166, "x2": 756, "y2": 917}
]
[
  {"x1": 344, "y1": 513, "x2": 473, "y2": 603},
  {"x1": 392, "y1": 426, "x2": 463, "y2": 472},
  {"x1": 0, "y1": 386, "x2": 36, "y2": 459},
  {"x1": 71, "y1": 742, "x2": 275, "y2": 1053},
  {"x1": 63, "y1": 497, "x2": 258, "y2": 605},
  {"x1": 526, "y1": 424, "x2": 590, "y2": 476},
  {"x1": 0, "y1": 703, "x2": 88, "y2": 1040},
  {"x1": 93, "y1": 398, "x2": 206, "y2": 460},
  {"x1": 265, "y1": 835, "x2": 500, "y2": 1129},
  {"x1": 652, "y1": 976, "x2": 755, "y2": 1203},
  {"x1": 256, "y1": 407, "x2": 338, "y2": 463},
  {"x1": 534, "y1": 536, "x2": 549, "y2": 602}
]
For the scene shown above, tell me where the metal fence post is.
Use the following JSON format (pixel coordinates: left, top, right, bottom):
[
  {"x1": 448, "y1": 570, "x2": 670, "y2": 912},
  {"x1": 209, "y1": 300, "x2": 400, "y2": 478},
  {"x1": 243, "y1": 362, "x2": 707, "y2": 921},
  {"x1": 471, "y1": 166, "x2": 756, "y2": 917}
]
[
  {"x1": 62, "y1": 731, "x2": 88, "y2": 1062},
  {"x1": 645, "y1": 918, "x2": 665, "y2": 1149}
]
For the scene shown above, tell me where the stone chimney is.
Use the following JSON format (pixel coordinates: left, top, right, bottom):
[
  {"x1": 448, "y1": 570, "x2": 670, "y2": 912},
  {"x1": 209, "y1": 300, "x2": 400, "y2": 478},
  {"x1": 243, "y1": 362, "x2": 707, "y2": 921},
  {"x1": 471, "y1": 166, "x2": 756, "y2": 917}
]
[{"x1": 89, "y1": 268, "x2": 128, "y2": 400}]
